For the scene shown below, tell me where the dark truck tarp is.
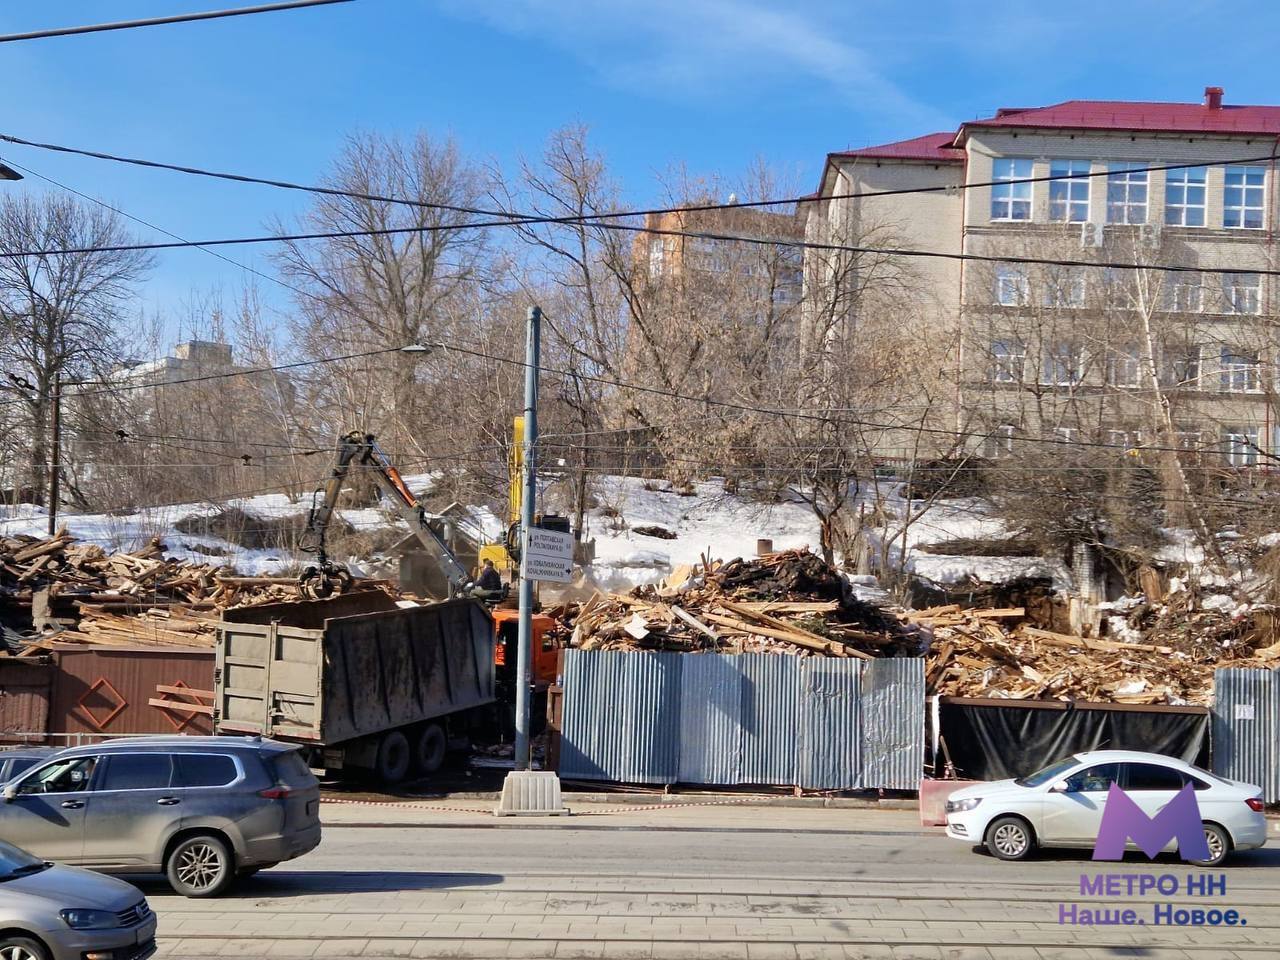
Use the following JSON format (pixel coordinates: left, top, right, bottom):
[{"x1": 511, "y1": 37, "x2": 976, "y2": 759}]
[{"x1": 937, "y1": 697, "x2": 1210, "y2": 781}]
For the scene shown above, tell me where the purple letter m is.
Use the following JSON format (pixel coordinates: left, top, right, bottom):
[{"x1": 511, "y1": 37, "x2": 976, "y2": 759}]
[{"x1": 1092, "y1": 783, "x2": 1210, "y2": 862}]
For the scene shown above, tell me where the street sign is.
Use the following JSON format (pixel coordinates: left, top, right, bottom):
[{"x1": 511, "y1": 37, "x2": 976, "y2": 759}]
[{"x1": 523, "y1": 527, "x2": 574, "y2": 583}]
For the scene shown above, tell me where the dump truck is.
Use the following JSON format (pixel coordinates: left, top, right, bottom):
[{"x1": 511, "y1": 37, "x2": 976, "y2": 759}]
[{"x1": 213, "y1": 591, "x2": 496, "y2": 783}]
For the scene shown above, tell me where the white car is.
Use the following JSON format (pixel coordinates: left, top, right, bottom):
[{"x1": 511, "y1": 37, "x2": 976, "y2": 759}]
[{"x1": 944, "y1": 749, "x2": 1267, "y2": 866}]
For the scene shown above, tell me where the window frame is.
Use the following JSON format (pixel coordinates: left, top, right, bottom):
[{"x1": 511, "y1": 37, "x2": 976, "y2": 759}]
[
  {"x1": 983, "y1": 424, "x2": 1016, "y2": 459},
  {"x1": 1040, "y1": 342, "x2": 1084, "y2": 387},
  {"x1": 994, "y1": 265, "x2": 1031, "y2": 306},
  {"x1": 990, "y1": 339, "x2": 1026, "y2": 383},
  {"x1": 990, "y1": 158, "x2": 1034, "y2": 222},
  {"x1": 1048, "y1": 159, "x2": 1091, "y2": 223},
  {"x1": 1224, "y1": 165, "x2": 1266, "y2": 230},
  {"x1": 1164, "y1": 166, "x2": 1207, "y2": 227},
  {"x1": 1223, "y1": 425, "x2": 1260, "y2": 467},
  {"x1": 1106, "y1": 163, "x2": 1149, "y2": 225},
  {"x1": 1220, "y1": 347, "x2": 1261, "y2": 393},
  {"x1": 1106, "y1": 345, "x2": 1143, "y2": 388},
  {"x1": 1222, "y1": 272, "x2": 1262, "y2": 315}
]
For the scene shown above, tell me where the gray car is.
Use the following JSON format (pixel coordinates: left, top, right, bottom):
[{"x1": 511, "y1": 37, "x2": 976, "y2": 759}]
[
  {"x1": 0, "y1": 750, "x2": 56, "y2": 786},
  {"x1": 0, "y1": 838, "x2": 156, "y2": 960},
  {"x1": 0, "y1": 737, "x2": 321, "y2": 898}
]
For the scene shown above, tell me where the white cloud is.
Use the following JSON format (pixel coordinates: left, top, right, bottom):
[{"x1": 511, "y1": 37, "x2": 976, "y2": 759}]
[{"x1": 433, "y1": 0, "x2": 945, "y2": 127}]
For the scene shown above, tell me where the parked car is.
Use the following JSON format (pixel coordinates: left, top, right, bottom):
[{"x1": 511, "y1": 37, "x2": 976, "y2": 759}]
[
  {"x1": 0, "y1": 736, "x2": 321, "y2": 897},
  {"x1": 0, "y1": 749, "x2": 56, "y2": 785},
  {"x1": 944, "y1": 749, "x2": 1267, "y2": 866},
  {"x1": 0, "y1": 837, "x2": 156, "y2": 960}
]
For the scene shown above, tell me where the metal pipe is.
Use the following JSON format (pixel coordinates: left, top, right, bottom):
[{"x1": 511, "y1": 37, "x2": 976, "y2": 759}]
[{"x1": 514, "y1": 306, "x2": 541, "y2": 771}]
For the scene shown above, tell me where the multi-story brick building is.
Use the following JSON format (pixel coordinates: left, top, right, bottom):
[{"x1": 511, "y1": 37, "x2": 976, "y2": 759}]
[{"x1": 807, "y1": 87, "x2": 1280, "y2": 465}]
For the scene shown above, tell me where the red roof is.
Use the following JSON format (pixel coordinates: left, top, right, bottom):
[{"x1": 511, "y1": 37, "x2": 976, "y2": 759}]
[
  {"x1": 831, "y1": 132, "x2": 965, "y2": 164},
  {"x1": 962, "y1": 99, "x2": 1280, "y2": 137}
]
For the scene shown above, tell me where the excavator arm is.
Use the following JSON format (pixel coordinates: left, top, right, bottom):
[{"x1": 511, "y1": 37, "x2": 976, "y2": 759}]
[{"x1": 298, "y1": 431, "x2": 473, "y2": 600}]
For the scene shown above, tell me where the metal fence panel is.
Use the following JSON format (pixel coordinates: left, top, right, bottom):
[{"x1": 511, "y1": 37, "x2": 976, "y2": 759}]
[
  {"x1": 678, "y1": 654, "x2": 744, "y2": 783},
  {"x1": 859, "y1": 658, "x2": 926, "y2": 790},
  {"x1": 1212, "y1": 668, "x2": 1280, "y2": 802},
  {"x1": 560, "y1": 650, "x2": 681, "y2": 783},
  {"x1": 797, "y1": 659, "x2": 863, "y2": 790},
  {"x1": 739, "y1": 654, "x2": 799, "y2": 786}
]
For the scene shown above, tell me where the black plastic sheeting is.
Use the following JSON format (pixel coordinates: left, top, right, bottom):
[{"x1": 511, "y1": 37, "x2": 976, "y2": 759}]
[{"x1": 938, "y1": 699, "x2": 1210, "y2": 781}]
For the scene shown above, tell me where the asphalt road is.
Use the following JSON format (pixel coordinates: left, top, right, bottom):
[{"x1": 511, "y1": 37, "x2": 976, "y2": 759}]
[{"x1": 138, "y1": 805, "x2": 1280, "y2": 959}]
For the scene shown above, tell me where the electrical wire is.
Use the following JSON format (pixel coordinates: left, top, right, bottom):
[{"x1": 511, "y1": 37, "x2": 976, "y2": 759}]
[
  {"x1": 0, "y1": 1, "x2": 354, "y2": 43},
  {"x1": 0, "y1": 136, "x2": 1276, "y2": 276}
]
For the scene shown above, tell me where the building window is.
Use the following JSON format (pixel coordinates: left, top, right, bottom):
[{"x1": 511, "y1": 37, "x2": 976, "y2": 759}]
[
  {"x1": 1223, "y1": 426, "x2": 1260, "y2": 466},
  {"x1": 990, "y1": 339, "x2": 1025, "y2": 383},
  {"x1": 1054, "y1": 426, "x2": 1078, "y2": 442},
  {"x1": 983, "y1": 425, "x2": 1015, "y2": 458},
  {"x1": 1162, "y1": 275, "x2": 1204, "y2": 313},
  {"x1": 994, "y1": 265, "x2": 1030, "y2": 306},
  {"x1": 1222, "y1": 272, "x2": 1261, "y2": 314},
  {"x1": 1161, "y1": 345, "x2": 1201, "y2": 388},
  {"x1": 1106, "y1": 163, "x2": 1148, "y2": 224},
  {"x1": 1106, "y1": 345, "x2": 1143, "y2": 387},
  {"x1": 1224, "y1": 166, "x2": 1266, "y2": 229},
  {"x1": 1176, "y1": 428, "x2": 1203, "y2": 451},
  {"x1": 1102, "y1": 268, "x2": 1135, "y2": 309},
  {"x1": 1164, "y1": 166, "x2": 1207, "y2": 227},
  {"x1": 1043, "y1": 269, "x2": 1086, "y2": 308},
  {"x1": 1048, "y1": 160, "x2": 1090, "y2": 222},
  {"x1": 1107, "y1": 428, "x2": 1143, "y2": 450},
  {"x1": 1041, "y1": 342, "x2": 1083, "y2": 386},
  {"x1": 648, "y1": 237, "x2": 665, "y2": 276},
  {"x1": 991, "y1": 158, "x2": 1033, "y2": 221},
  {"x1": 1220, "y1": 348, "x2": 1260, "y2": 393}
]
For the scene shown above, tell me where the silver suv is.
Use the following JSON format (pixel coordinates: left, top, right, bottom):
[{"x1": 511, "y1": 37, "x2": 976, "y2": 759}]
[{"x1": 0, "y1": 737, "x2": 321, "y2": 897}]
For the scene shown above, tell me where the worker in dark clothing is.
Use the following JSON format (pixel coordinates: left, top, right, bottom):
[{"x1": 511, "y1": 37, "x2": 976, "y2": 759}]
[{"x1": 473, "y1": 558, "x2": 504, "y2": 599}]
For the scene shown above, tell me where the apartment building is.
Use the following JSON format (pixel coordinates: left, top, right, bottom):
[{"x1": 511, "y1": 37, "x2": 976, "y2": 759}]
[{"x1": 807, "y1": 87, "x2": 1280, "y2": 465}]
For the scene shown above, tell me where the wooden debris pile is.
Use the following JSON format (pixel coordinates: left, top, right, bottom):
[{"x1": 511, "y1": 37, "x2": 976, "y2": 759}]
[
  {"x1": 0, "y1": 530, "x2": 390, "y2": 654},
  {"x1": 554, "y1": 549, "x2": 921, "y2": 659}
]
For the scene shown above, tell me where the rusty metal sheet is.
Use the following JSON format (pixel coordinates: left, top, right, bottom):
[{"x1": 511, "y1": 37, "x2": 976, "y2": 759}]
[
  {"x1": 48, "y1": 647, "x2": 215, "y2": 737},
  {"x1": 0, "y1": 659, "x2": 53, "y2": 742}
]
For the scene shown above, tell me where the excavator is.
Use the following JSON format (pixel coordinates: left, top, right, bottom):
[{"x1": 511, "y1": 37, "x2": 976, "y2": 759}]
[{"x1": 297, "y1": 429, "x2": 563, "y2": 699}]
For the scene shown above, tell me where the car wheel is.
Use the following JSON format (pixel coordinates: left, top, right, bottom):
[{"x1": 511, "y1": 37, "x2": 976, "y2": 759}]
[
  {"x1": 1190, "y1": 823, "x2": 1231, "y2": 867},
  {"x1": 986, "y1": 816, "x2": 1036, "y2": 861},
  {"x1": 0, "y1": 937, "x2": 50, "y2": 960},
  {"x1": 167, "y1": 834, "x2": 235, "y2": 898},
  {"x1": 375, "y1": 730, "x2": 411, "y2": 783},
  {"x1": 414, "y1": 723, "x2": 448, "y2": 775}
]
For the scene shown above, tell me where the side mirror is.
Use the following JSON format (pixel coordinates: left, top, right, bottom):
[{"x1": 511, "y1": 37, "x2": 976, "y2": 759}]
[
  {"x1": 2, "y1": 784, "x2": 16, "y2": 802},
  {"x1": 1051, "y1": 780, "x2": 1073, "y2": 793}
]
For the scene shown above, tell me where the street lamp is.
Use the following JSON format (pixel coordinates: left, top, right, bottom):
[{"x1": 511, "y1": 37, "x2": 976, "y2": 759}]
[
  {"x1": 399, "y1": 343, "x2": 433, "y2": 355},
  {"x1": 0, "y1": 162, "x2": 23, "y2": 181}
]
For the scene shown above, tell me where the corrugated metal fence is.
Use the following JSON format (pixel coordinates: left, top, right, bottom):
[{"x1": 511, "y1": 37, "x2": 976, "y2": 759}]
[
  {"x1": 559, "y1": 651, "x2": 923, "y2": 790},
  {"x1": 1212, "y1": 667, "x2": 1280, "y2": 802}
]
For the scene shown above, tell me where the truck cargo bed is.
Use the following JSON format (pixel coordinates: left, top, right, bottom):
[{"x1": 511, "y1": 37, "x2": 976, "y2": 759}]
[{"x1": 215, "y1": 593, "x2": 496, "y2": 745}]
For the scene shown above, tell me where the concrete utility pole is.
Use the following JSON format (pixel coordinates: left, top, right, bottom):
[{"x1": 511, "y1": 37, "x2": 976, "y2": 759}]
[{"x1": 514, "y1": 305, "x2": 540, "y2": 772}]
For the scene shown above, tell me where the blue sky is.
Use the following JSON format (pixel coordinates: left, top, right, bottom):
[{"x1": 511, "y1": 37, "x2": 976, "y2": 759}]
[{"x1": 2, "y1": 0, "x2": 1275, "y2": 343}]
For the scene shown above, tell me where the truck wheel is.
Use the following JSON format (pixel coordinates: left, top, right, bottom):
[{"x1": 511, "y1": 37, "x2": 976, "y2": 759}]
[
  {"x1": 375, "y1": 731, "x2": 411, "y2": 783},
  {"x1": 414, "y1": 724, "x2": 447, "y2": 774}
]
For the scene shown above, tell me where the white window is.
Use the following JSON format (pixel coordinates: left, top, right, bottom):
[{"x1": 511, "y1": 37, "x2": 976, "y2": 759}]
[
  {"x1": 1220, "y1": 348, "x2": 1260, "y2": 393},
  {"x1": 983, "y1": 424, "x2": 1015, "y2": 458},
  {"x1": 1176, "y1": 428, "x2": 1203, "y2": 451},
  {"x1": 1106, "y1": 428, "x2": 1143, "y2": 450},
  {"x1": 1041, "y1": 342, "x2": 1083, "y2": 386},
  {"x1": 1106, "y1": 345, "x2": 1143, "y2": 387},
  {"x1": 1224, "y1": 166, "x2": 1266, "y2": 229},
  {"x1": 1054, "y1": 426, "x2": 1078, "y2": 442},
  {"x1": 1164, "y1": 166, "x2": 1207, "y2": 227},
  {"x1": 1102, "y1": 268, "x2": 1135, "y2": 309},
  {"x1": 1049, "y1": 160, "x2": 1090, "y2": 222},
  {"x1": 1161, "y1": 345, "x2": 1201, "y2": 388},
  {"x1": 1106, "y1": 163, "x2": 1148, "y2": 224},
  {"x1": 1223, "y1": 426, "x2": 1260, "y2": 466},
  {"x1": 991, "y1": 158, "x2": 1033, "y2": 221},
  {"x1": 1162, "y1": 275, "x2": 1204, "y2": 313},
  {"x1": 990, "y1": 339, "x2": 1025, "y2": 383},
  {"x1": 994, "y1": 265, "x2": 1030, "y2": 306},
  {"x1": 1044, "y1": 269, "x2": 1086, "y2": 308},
  {"x1": 1222, "y1": 272, "x2": 1261, "y2": 315}
]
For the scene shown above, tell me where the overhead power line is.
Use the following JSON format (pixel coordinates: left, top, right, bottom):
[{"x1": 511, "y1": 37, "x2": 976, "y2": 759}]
[
  {"x1": 0, "y1": 0, "x2": 354, "y2": 43},
  {"x1": 2, "y1": 131, "x2": 1274, "y2": 225}
]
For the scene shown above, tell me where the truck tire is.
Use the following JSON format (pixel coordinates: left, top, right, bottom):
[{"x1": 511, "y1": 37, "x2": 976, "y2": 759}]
[
  {"x1": 375, "y1": 730, "x2": 411, "y2": 783},
  {"x1": 414, "y1": 723, "x2": 447, "y2": 775}
]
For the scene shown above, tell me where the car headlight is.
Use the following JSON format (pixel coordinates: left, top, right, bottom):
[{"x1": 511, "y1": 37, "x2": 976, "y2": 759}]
[
  {"x1": 945, "y1": 797, "x2": 983, "y2": 813},
  {"x1": 60, "y1": 909, "x2": 121, "y2": 930}
]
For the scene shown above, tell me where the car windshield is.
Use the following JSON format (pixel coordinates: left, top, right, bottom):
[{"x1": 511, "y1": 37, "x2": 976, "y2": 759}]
[
  {"x1": 0, "y1": 840, "x2": 48, "y2": 882},
  {"x1": 1015, "y1": 755, "x2": 1081, "y2": 787}
]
